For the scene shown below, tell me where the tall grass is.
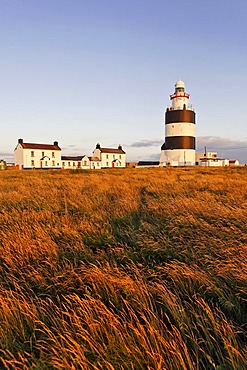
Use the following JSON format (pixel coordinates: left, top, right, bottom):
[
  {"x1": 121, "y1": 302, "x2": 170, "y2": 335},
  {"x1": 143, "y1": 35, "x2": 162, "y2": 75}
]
[{"x1": 0, "y1": 167, "x2": 246, "y2": 369}]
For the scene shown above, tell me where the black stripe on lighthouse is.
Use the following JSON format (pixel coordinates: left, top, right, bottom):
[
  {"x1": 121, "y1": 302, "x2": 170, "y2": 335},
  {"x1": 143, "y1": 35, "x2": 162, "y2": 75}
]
[
  {"x1": 164, "y1": 136, "x2": 195, "y2": 150},
  {"x1": 165, "y1": 110, "x2": 196, "y2": 124}
]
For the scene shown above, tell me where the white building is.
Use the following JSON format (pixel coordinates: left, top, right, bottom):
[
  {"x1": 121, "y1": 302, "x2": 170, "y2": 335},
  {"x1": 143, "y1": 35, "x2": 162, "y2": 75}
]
[
  {"x1": 14, "y1": 139, "x2": 61, "y2": 170},
  {"x1": 229, "y1": 160, "x2": 240, "y2": 166},
  {"x1": 92, "y1": 144, "x2": 126, "y2": 168},
  {"x1": 160, "y1": 80, "x2": 196, "y2": 166},
  {"x1": 196, "y1": 152, "x2": 229, "y2": 166},
  {"x1": 14, "y1": 139, "x2": 126, "y2": 170},
  {"x1": 88, "y1": 156, "x2": 102, "y2": 169},
  {"x1": 61, "y1": 155, "x2": 102, "y2": 169},
  {"x1": 61, "y1": 155, "x2": 90, "y2": 169}
]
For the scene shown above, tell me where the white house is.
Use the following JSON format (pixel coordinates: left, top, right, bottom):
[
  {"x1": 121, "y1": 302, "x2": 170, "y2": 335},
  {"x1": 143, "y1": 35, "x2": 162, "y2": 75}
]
[
  {"x1": 89, "y1": 156, "x2": 102, "y2": 169},
  {"x1": 61, "y1": 155, "x2": 90, "y2": 169},
  {"x1": 14, "y1": 139, "x2": 127, "y2": 170},
  {"x1": 92, "y1": 143, "x2": 126, "y2": 168},
  {"x1": 196, "y1": 151, "x2": 229, "y2": 167},
  {"x1": 14, "y1": 139, "x2": 62, "y2": 170},
  {"x1": 229, "y1": 160, "x2": 240, "y2": 166}
]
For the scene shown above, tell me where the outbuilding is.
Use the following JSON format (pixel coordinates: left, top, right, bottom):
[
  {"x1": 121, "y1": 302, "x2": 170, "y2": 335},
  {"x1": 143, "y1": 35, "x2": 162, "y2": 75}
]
[{"x1": 61, "y1": 155, "x2": 90, "y2": 169}]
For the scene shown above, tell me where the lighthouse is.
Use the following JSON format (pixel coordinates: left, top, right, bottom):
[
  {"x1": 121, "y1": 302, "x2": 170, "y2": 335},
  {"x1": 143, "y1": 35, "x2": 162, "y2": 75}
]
[{"x1": 160, "y1": 80, "x2": 196, "y2": 166}]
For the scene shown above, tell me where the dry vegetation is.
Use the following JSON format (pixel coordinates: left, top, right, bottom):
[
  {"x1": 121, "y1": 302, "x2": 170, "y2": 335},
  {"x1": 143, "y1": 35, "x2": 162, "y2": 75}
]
[{"x1": 0, "y1": 167, "x2": 246, "y2": 369}]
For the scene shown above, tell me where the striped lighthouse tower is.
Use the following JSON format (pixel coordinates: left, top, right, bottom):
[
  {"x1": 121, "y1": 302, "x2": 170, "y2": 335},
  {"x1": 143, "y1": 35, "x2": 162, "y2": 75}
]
[{"x1": 160, "y1": 80, "x2": 196, "y2": 166}]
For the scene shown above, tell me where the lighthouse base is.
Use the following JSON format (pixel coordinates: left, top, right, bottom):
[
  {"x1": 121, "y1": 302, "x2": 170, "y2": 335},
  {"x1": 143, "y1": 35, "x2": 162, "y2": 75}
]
[{"x1": 160, "y1": 149, "x2": 195, "y2": 166}]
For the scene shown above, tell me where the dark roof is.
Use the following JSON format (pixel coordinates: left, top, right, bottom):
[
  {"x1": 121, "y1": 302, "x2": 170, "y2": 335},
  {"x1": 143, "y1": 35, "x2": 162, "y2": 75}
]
[
  {"x1": 88, "y1": 156, "x2": 100, "y2": 161},
  {"x1": 20, "y1": 143, "x2": 61, "y2": 151},
  {"x1": 229, "y1": 160, "x2": 238, "y2": 163},
  {"x1": 98, "y1": 147, "x2": 126, "y2": 154},
  {"x1": 61, "y1": 156, "x2": 86, "y2": 161},
  {"x1": 138, "y1": 161, "x2": 160, "y2": 166}
]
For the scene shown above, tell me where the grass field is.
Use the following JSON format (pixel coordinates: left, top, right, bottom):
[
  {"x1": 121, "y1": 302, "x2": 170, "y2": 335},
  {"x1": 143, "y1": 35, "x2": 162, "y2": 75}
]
[{"x1": 0, "y1": 167, "x2": 246, "y2": 369}]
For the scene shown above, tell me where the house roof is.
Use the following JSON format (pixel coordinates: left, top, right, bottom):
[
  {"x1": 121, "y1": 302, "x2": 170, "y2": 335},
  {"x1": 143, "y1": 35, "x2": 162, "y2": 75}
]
[
  {"x1": 229, "y1": 160, "x2": 238, "y2": 163},
  {"x1": 138, "y1": 161, "x2": 160, "y2": 166},
  {"x1": 20, "y1": 142, "x2": 61, "y2": 151},
  {"x1": 61, "y1": 156, "x2": 87, "y2": 161},
  {"x1": 98, "y1": 148, "x2": 126, "y2": 154},
  {"x1": 88, "y1": 156, "x2": 100, "y2": 162}
]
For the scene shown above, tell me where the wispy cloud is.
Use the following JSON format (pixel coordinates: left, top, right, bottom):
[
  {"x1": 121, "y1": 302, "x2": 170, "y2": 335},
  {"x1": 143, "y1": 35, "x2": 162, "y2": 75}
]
[
  {"x1": 62, "y1": 145, "x2": 81, "y2": 151},
  {"x1": 147, "y1": 153, "x2": 160, "y2": 161},
  {"x1": 0, "y1": 152, "x2": 13, "y2": 157},
  {"x1": 197, "y1": 136, "x2": 247, "y2": 151},
  {"x1": 128, "y1": 139, "x2": 163, "y2": 148},
  {"x1": 129, "y1": 136, "x2": 247, "y2": 151},
  {"x1": 0, "y1": 153, "x2": 14, "y2": 163}
]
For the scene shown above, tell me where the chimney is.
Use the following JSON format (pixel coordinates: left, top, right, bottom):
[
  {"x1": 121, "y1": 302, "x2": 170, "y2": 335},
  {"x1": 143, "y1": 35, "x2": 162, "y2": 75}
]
[
  {"x1": 18, "y1": 138, "x2": 23, "y2": 145},
  {"x1": 118, "y1": 144, "x2": 122, "y2": 150},
  {"x1": 54, "y1": 141, "x2": 58, "y2": 146},
  {"x1": 96, "y1": 143, "x2": 101, "y2": 149}
]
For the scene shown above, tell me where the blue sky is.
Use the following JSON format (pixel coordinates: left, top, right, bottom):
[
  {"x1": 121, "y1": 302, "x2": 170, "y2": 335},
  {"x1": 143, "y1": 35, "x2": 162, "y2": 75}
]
[{"x1": 1, "y1": 0, "x2": 247, "y2": 162}]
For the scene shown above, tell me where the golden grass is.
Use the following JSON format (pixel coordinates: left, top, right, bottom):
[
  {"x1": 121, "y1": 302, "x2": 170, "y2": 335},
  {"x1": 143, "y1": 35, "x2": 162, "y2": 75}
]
[{"x1": 0, "y1": 167, "x2": 246, "y2": 369}]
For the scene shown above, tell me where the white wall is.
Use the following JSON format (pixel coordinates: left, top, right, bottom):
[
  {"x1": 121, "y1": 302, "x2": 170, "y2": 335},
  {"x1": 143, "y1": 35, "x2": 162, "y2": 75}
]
[
  {"x1": 199, "y1": 159, "x2": 229, "y2": 167},
  {"x1": 92, "y1": 149, "x2": 126, "y2": 168},
  {"x1": 62, "y1": 156, "x2": 90, "y2": 169},
  {"x1": 102, "y1": 153, "x2": 126, "y2": 168},
  {"x1": 161, "y1": 149, "x2": 195, "y2": 166},
  {"x1": 172, "y1": 96, "x2": 189, "y2": 110},
  {"x1": 14, "y1": 144, "x2": 24, "y2": 169},
  {"x1": 15, "y1": 145, "x2": 61, "y2": 169},
  {"x1": 90, "y1": 160, "x2": 101, "y2": 169},
  {"x1": 165, "y1": 122, "x2": 196, "y2": 137}
]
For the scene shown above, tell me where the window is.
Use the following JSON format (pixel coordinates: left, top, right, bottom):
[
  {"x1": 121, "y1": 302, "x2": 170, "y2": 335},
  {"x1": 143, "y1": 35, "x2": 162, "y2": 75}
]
[
  {"x1": 68, "y1": 162, "x2": 71, "y2": 167},
  {"x1": 106, "y1": 162, "x2": 108, "y2": 166},
  {"x1": 52, "y1": 152, "x2": 55, "y2": 158},
  {"x1": 31, "y1": 160, "x2": 35, "y2": 166},
  {"x1": 106, "y1": 154, "x2": 109, "y2": 159},
  {"x1": 31, "y1": 151, "x2": 34, "y2": 157},
  {"x1": 52, "y1": 161, "x2": 55, "y2": 166},
  {"x1": 84, "y1": 160, "x2": 87, "y2": 166},
  {"x1": 45, "y1": 161, "x2": 48, "y2": 166},
  {"x1": 42, "y1": 151, "x2": 45, "y2": 157},
  {"x1": 119, "y1": 155, "x2": 121, "y2": 159},
  {"x1": 113, "y1": 155, "x2": 115, "y2": 159},
  {"x1": 62, "y1": 162, "x2": 65, "y2": 166},
  {"x1": 73, "y1": 162, "x2": 75, "y2": 167},
  {"x1": 97, "y1": 162, "x2": 99, "y2": 167}
]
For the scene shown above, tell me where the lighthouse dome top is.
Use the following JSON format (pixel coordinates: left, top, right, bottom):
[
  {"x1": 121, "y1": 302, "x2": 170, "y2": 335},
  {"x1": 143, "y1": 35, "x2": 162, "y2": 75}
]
[{"x1": 175, "y1": 80, "x2": 185, "y2": 89}]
